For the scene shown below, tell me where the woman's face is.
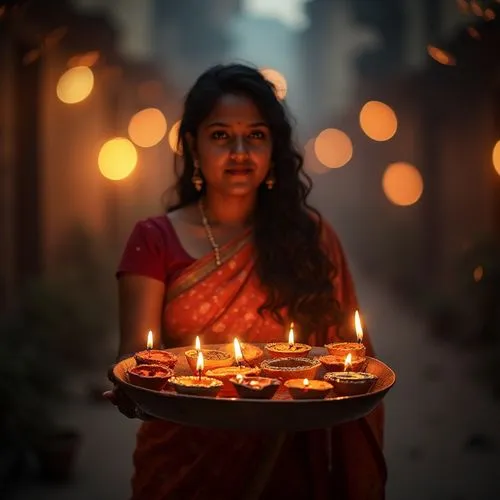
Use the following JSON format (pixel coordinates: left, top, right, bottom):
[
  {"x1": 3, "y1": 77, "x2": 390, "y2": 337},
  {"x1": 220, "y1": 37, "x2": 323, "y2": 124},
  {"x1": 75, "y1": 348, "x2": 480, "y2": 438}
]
[{"x1": 189, "y1": 93, "x2": 273, "y2": 198}]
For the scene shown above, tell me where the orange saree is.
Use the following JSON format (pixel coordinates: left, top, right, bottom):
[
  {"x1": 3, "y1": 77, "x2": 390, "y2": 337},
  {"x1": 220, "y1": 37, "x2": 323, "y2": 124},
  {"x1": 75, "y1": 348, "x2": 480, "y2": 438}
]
[{"x1": 130, "y1": 220, "x2": 386, "y2": 500}]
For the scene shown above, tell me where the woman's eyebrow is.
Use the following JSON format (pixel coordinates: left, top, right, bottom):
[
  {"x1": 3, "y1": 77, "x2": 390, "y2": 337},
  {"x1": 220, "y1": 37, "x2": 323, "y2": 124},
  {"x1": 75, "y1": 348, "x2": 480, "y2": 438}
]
[{"x1": 205, "y1": 121, "x2": 269, "y2": 128}]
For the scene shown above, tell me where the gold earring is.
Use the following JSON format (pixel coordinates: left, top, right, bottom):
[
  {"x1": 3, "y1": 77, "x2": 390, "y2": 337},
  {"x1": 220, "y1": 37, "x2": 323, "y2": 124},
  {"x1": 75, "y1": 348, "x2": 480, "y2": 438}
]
[
  {"x1": 192, "y1": 161, "x2": 203, "y2": 192},
  {"x1": 265, "y1": 168, "x2": 275, "y2": 190}
]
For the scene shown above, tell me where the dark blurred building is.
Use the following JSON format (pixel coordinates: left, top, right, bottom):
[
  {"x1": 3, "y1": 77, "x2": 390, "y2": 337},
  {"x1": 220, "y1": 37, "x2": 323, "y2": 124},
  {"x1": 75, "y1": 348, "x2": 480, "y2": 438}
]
[
  {"x1": 152, "y1": 0, "x2": 241, "y2": 89},
  {"x1": 0, "y1": 0, "x2": 173, "y2": 308},
  {"x1": 300, "y1": 0, "x2": 500, "y2": 299}
]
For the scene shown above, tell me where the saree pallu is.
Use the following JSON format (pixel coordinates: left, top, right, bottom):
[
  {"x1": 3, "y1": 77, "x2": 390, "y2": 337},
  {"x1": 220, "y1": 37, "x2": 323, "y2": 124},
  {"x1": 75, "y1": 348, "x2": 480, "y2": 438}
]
[{"x1": 131, "y1": 225, "x2": 386, "y2": 500}]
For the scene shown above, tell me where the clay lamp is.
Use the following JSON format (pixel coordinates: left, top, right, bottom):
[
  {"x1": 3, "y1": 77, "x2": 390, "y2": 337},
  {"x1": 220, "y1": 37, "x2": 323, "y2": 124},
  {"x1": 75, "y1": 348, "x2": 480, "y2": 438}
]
[
  {"x1": 127, "y1": 364, "x2": 174, "y2": 391},
  {"x1": 260, "y1": 356, "x2": 321, "y2": 382},
  {"x1": 239, "y1": 342, "x2": 264, "y2": 366},
  {"x1": 318, "y1": 354, "x2": 366, "y2": 373},
  {"x1": 265, "y1": 322, "x2": 312, "y2": 359},
  {"x1": 284, "y1": 378, "x2": 333, "y2": 400},
  {"x1": 134, "y1": 330, "x2": 178, "y2": 369},
  {"x1": 169, "y1": 351, "x2": 223, "y2": 397},
  {"x1": 205, "y1": 339, "x2": 260, "y2": 396},
  {"x1": 323, "y1": 353, "x2": 378, "y2": 397},
  {"x1": 185, "y1": 335, "x2": 233, "y2": 374},
  {"x1": 229, "y1": 374, "x2": 281, "y2": 399},
  {"x1": 324, "y1": 310, "x2": 366, "y2": 361}
]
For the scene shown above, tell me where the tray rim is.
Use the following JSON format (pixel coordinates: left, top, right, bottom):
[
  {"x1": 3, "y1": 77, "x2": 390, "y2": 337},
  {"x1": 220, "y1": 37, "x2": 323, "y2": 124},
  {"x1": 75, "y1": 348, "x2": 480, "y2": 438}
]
[{"x1": 113, "y1": 347, "x2": 396, "y2": 404}]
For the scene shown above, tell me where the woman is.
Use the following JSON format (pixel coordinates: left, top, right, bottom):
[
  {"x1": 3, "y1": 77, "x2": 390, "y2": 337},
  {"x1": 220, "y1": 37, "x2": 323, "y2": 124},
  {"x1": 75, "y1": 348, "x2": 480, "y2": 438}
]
[{"x1": 106, "y1": 63, "x2": 386, "y2": 499}]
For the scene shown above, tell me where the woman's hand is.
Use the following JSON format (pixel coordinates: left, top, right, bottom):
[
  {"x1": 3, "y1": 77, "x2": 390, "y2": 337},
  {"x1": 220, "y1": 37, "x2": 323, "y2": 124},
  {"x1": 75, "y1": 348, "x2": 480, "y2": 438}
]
[
  {"x1": 103, "y1": 384, "x2": 138, "y2": 419},
  {"x1": 103, "y1": 365, "x2": 155, "y2": 420}
]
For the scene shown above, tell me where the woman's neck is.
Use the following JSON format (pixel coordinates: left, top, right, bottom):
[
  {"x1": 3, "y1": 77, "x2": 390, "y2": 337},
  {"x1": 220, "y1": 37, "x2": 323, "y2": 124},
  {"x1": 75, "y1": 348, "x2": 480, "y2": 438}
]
[{"x1": 202, "y1": 192, "x2": 255, "y2": 227}]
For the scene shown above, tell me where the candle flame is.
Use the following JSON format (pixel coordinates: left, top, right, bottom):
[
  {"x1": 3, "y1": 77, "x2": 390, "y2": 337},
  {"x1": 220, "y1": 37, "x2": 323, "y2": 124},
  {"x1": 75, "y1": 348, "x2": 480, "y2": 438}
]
[
  {"x1": 196, "y1": 351, "x2": 204, "y2": 372},
  {"x1": 344, "y1": 353, "x2": 352, "y2": 372},
  {"x1": 288, "y1": 322, "x2": 295, "y2": 347},
  {"x1": 233, "y1": 338, "x2": 243, "y2": 363},
  {"x1": 236, "y1": 373, "x2": 244, "y2": 383},
  {"x1": 147, "y1": 330, "x2": 153, "y2": 350},
  {"x1": 195, "y1": 335, "x2": 201, "y2": 351},
  {"x1": 303, "y1": 378, "x2": 309, "y2": 387},
  {"x1": 354, "y1": 310, "x2": 363, "y2": 343}
]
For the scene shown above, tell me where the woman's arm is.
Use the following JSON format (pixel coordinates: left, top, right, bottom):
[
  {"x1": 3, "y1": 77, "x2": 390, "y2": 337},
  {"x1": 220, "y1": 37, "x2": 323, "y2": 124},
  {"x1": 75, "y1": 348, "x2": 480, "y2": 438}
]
[
  {"x1": 106, "y1": 275, "x2": 165, "y2": 418},
  {"x1": 117, "y1": 275, "x2": 165, "y2": 358}
]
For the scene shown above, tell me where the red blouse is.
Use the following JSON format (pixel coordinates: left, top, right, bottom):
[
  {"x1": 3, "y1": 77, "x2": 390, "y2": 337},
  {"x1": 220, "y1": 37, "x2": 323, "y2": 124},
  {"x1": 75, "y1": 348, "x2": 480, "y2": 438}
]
[{"x1": 117, "y1": 215, "x2": 195, "y2": 288}]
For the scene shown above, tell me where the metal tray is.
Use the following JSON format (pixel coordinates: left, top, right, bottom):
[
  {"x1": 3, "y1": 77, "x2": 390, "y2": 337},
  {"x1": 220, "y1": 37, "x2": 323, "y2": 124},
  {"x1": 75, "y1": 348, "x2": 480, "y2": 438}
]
[{"x1": 113, "y1": 344, "x2": 395, "y2": 431}]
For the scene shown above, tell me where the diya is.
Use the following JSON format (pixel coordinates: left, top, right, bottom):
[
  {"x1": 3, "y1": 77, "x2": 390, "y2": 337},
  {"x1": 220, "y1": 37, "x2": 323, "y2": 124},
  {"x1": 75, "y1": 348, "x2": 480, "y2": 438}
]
[
  {"x1": 135, "y1": 331, "x2": 178, "y2": 368},
  {"x1": 170, "y1": 350, "x2": 223, "y2": 397},
  {"x1": 325, "y1": 311, "x2": 366, "y2": 360},
  {"x1": 324, "y1": 371, "x2": 377, "y2": 397},
  {"x1": 318, "y1": 354, "x2": 366, "y2": 373},
  {"x1": 260, "y1": 357, "x2": 321, "y2": 382},
  {"x1": 205, "y1": 366, "x2": 261, "y2": 395},
  {"x1": 169, "y1": 376, "x2": 223, "y2": 397},
  {"x1": 240, "y1": 343, "x2": 264, "y2": 366},
  {"x1": 135, "y1": 350, "x2": 178, "y2": 368},
  {"x1": 229, "y1": 375, "x2": 281, "y2": 399},
  {"x1": 220, "y1": 338, "x2": 264, "y2": 367},
  {"x1": 265, "y1": 322, "x2": 312, "y2": 359},
  {"x1": 127, "y1": 364, "x2": 174, "y2": 391},
  {"x1": 284, "y1": 378, "x2": 333, "y2": 400},
  {"x1": 185, "y1": 336, "x2": 234, "y2": 374},
  {"x1": 185, "y1": 349, "x2": 233, "y2": 373},
  {"x1": 323, "y1": 353, "x2": 377, "y2": 396}
]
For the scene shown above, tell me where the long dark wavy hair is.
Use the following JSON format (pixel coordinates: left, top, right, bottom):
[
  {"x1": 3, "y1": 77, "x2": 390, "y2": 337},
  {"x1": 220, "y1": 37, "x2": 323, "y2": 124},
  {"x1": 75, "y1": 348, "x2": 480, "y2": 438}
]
[{"x1": 168, "y1": 63, "x2": 342, "y2": 338}]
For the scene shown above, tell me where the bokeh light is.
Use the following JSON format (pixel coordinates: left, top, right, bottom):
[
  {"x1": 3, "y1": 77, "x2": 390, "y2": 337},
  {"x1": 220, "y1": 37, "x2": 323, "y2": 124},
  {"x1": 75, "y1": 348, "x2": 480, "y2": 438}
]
[
  {"x1": 314, "y1": 128, "x2": 353, "y2": 168},
  {"x1": 493, "y1": 140, "x2": 500, "y2": 175},
  {"x1": 427, "y1": 45, "x2": 456, "y2": 66},
  {"x1": 168, "y1": 120, "x2": 183, "y2": 155},
  {"x1": 484, "y1": 8, "x2": 496, "y2": 20},
  {"x1": 359, "y1": 101, "x2": 398, "y2": 141},
  {"x1": 382, "y1": 162, "x2": 424, "y2": 206},
  {"x1": 260, "y1": 68, "x2": 287, "y2": 100},
  {"x1": 466, "y1": 26, "x2": 481, "y2": 40},
  {"x1": 56, "y1": 66, "x2": 94, "y2": 104},
  {"x1": 303, "y1": 139, "x2": 329, "y2": 175},
  {"x1": 473, "y1": 266, "x2": 484, "y2": 282},
  {"x1": 456, "y1": 0, "x2": 469, "y2": 13},
  {"x1": 98, "y1": 138, "x2": 138, "y2": 180},
  {"x1": 470, "y1": 0, "x2": 483, "y2": 16},
  {"x1": 128, "y1": 108, "x2": 167, "y2": 148}
]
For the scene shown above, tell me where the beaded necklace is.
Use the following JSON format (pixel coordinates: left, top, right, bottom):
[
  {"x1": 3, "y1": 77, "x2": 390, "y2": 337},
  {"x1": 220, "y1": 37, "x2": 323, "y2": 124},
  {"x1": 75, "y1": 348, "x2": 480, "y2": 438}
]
[{"x1": 198, "y1": 198, "x2": 222, "y2": 266}]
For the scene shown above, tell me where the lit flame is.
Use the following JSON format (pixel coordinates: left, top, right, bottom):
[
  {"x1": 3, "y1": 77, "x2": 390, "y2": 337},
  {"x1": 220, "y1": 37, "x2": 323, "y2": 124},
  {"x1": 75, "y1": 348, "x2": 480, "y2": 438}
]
[
  {"x1": 147, "y1": 330, "x2": 153, "y2": 350},
  {"x1": 236, "y1": 373, "x2": 244, "y2": 383},
  {"x1": 303, "y1": 378, "x2": 310, "y2": 387},
  {"x1": 196, "y1": 351, "x2": 204, "y2": 373},
  {"x1": 344, "y1": 354, "x2": 352, "y2": 372},
  {"x1": 233, "y1": 338, "x2": 243, "y2": 364},
  {"x1": 354, "y1": 310, "x2": 363, "y2": 343},
  {"x1": 288, "y1": 322, "x2": 295, "y2": 347},
  {"x1": 195, "y1": 336, "x2": 201, "y2": 351}
]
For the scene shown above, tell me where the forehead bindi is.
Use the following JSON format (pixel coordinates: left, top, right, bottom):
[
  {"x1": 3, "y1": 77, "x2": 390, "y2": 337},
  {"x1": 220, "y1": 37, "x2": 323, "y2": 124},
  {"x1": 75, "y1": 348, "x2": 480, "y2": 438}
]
[{"x1": 204, "y1": 94, "x2": 267, "y2": 127}]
